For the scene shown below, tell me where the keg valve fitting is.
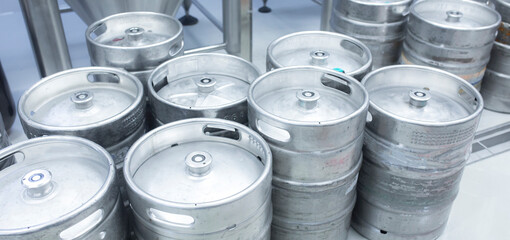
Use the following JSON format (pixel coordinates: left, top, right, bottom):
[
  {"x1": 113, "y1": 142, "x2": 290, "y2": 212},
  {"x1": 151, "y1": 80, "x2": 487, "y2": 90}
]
[
  {"x1": 310, "y1": 50, "x2": 329, "y2": 66},
  {"x1": 409, "y1": 89, "x2": 431, "y2": 107},
  {"x1": 22, "y1": 169, "x2": 55, "y2": 198},
  {"x1": 71, "y1": 91, "x2": 94, "y2": 109},
  {"x1": 126, "y1": 27, "x2": 145, "y2": 41},
  {"x1": 297, "y1": 90, "x2": 320, "y2": 110},
  {"x1": 446, "y1": 10, "x2": 463, "y2": 23},
  {"x1": 196, "y1": 77, "x2": 216, "y2": 93},
  {"x1": 186, "y1": 151, "x2": 213, "y2": 177}
]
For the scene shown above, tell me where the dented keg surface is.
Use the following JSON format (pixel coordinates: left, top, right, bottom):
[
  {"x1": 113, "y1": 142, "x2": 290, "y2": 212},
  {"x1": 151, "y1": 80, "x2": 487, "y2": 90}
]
[
  {"x1": 480, "y1": 0, "x2": 510, "y2": 112},
  {"x1": 330, "y1": 0, "x2": 413, "y2": 69},
  {"x1": 266, "y1": 31, "x2": 372, "y2": 80},
  {"x1": 0, "y1": 114, "x2": 12, "y2": 170},
  {"x1": 86, "y1": 11, "x2": 184, "y2": 72},
  {"x1": 0, "y1": 136, "x2": 126, "y2": 239},
  {"x1": 402, "y1": 0, "x2": 501, "y2": 90},
  {"x1": 18, "y1": 67, "x2": 145, "y2": 169},
  {"x1": 124, "y1": 118, "x2": 272, "y2": 239},
  {"x1": 353, "y1": 65, "x2": 483, "y2": 240},
  {"x1": 148, "y1": 53, "x2": 260, "y2": 126},
  {"x1": 248, "y1": 66, "x2": 368, "y2": 240}
]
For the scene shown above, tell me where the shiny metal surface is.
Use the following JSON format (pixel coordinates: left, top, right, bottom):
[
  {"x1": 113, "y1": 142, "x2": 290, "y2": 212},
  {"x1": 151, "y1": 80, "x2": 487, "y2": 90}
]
[
  {"x1": 402, "y1": 0, "x2": 501, "y2": 90},
  {"x1": 19, "y1": 0, "x2": 72, "y2": 77},
  {"x1": 18, "y1": 67, "x2": 145, "y2": 166},
  {"x1": 248, "y1": 66, "x2": 368, "y2": 240},
  {"x1": 223, "y1": 0, "x2": 253, "y2": 61},
  {"x1": 480, "y1": 17, "x2": 510, "y2": 112},
  {"x1": 64, "y1": 0, "x2": 183, "y2": 26},
  {"x1": 353, "y1": 65, "x2": 483, "y2": 240},
  {"x1": 331, "y1": 0, "x2": 412, "y2": 69},
  {"x1": 266, "y1": 31, "x2": 372, "y2": 80},
  {"x1": 124, "y1": 118, "x2": 272, "y2": 239},
  {"x1": 320, "y1": 0, "x2": 334, "y2": 31},
  {"x1": 86, "y1": 12, "x2": 184, "y2": 71},
  {"x1": 149, "y1": 53, "x2": 260, "y2": 125},
  {"x1": 0, "y1": 136, "x2": 126, "y2": 239}
]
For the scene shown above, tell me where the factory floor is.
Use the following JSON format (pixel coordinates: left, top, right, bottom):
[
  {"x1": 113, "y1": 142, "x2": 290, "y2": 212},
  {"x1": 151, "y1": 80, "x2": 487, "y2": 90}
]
[{"x1": 0, "y1": 0, "x2": 509, "y2": 239}]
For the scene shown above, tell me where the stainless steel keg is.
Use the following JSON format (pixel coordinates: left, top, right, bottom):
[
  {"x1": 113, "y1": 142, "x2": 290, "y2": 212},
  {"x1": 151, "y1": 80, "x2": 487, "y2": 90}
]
[
  {"x1": 353, "y1": 65, "x2": 483, "y2": 240},
  {"x1": 266, "y1": 31, "x2": 372, "y2": 80},
  {"x1": 402, "y1": 0, "x2": 501, "y2": 90},
  {"x1": 86, "y1": 11, "x2": 184, "y2": 91},
  {"x1": 148, "y1": 53, "x2": 260, "y2": 126},
  {"x1": 480, "y1": 0, "x2": 510, "y2": 112},
  {"x1": 248, "y1": 66, "x2": 369, "y2": 240},
  {"x1": 0, "y1": 114, "x2": 11, "y2": 170},
  {"x1": 124, "y1": 118, "x2": 272, "y2": 239},
  {"x1": 330, "y1": 0, "x2": 412, "y2": 69},
  {"x1": 0, "y1": 136, "x2": 126, "y2": 239},
  {"x1": 18, "y1": 67, "x2": 145, "y2": 168}
]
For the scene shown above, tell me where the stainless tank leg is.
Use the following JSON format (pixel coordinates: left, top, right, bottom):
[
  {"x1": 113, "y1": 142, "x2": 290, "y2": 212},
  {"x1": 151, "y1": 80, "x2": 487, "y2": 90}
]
[
  {"x1": 223, "y1": 0, "x2": 252, "y2": 61},
  {"x1": 320, "y1": 0, "x2": 333, "y2": 31},
  {"x1": 19, "y1": 0, "x2": 72, "y2": 77}
]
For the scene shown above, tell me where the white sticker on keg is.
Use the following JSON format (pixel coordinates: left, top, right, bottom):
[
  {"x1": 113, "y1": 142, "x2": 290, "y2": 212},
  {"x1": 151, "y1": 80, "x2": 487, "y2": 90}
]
[{"x1": 346, "y1": 174, "x2": 358, "y2": 195}]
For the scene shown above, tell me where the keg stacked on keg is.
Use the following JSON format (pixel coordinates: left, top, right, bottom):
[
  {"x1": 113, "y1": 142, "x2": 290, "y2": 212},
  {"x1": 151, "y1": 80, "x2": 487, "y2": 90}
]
[
  {"x1": 124, "y1": 118, "x2": 272, "y2": 239},
  {"x1": 0, "y1": 136, "x2": 126, "y2": 239},
  {"x1": 86, "y1": 12, "x2": 184, "y2": 92},
  {"x1": 248, "y1": 67, "x2": 368, "y2": 239},
  {"x1": 148, "y1": 53, "x2": 260, "y2": 126},
  {"x1": 352, "y1": 65, "x2": 483, "y2": 239},
  {"x1": 330, "y1": 0, "x2": 413, "y2": 70},
  {"x1": 401, "y1": 0, "x2": 501, "y2": 90},
  {"x1": 266, "y1": 31, "x2": 372, "y2": 79},
  {"x1": 481, "y1": 0, "x2": 510, "y2": 112},
  {"x1": 18, "y1": 67, "x2": 145, "y2": 169}
]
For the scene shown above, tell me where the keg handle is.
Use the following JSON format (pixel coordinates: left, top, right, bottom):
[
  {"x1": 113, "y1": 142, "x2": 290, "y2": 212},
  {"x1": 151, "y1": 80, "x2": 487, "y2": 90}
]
[
  {"x1": 255, "y1": 119, "x2": 291, "y2": 143},
  {"x1": 59, "y1": 209, "x2": 104, "y2": 240},
  {"x1": 88, "y1": 23, "x2": 107, "y2": 40},
  {"x1": 169, "y1": 41, "x2": 184, "y2": 57},
  {"x1": 148, "y1": 208, "x2": 195, "y2": 228}
]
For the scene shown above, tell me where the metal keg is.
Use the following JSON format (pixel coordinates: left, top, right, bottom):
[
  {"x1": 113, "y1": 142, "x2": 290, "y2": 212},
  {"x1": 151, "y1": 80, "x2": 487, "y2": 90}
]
[
  {"x1": 402, "y1": 0, "x2": 501, "y2": 90},
  {"x1": 248, "y1": 66, "x2": 369, "y2": 240},
  {"x1": 124, "y1": 118, "x2": 272, "y2": 239},
  {"x1": 148, "y1": 53, "x2": 260, "y2": 126},
  {"x1": 480, "y1": 0, "x2": 510, "y2": 112},
  {"x1": 0, "y1": 136, "x2": 126, "y2": 239},
  {"x1": 18, "y1": 67, "x2": 145, "y2": 169},
  {"x1": 330, "y1": 0, "x2": 412, "y2": 69},
  {"x1": 352, "y1": 65, "x2": 483, "y2": 240},
  {"x1": 0, "y1": 113, "x2": 11, "y2": 170},
  {"x1": 0, "y1": 60, "x2": 15, "y2": 130},
  {"x1": 266, "y1": 31, "x2": 372, "y2": 80},
  {"x1": 86, "y1": 11, "x2": 184, "y2": 87}
]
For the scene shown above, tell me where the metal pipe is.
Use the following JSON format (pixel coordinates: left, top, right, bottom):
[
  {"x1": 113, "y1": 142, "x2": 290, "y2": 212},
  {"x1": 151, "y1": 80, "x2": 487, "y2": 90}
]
[
  {"x1": 192, "y1": 0, "x2": 223, "y2": 31},
  {"x1": 223, "y1": 0, "x2": 252, "y2": 61},
  {"x1": 184, "y1": 43, "x2": 227, "y2": 55},
  {"x1": 320, "y1": 0, "x2": 333, "y2": 31},
  {"x1": 19, "y1": 0, "x2": 72, "y2": 77}
]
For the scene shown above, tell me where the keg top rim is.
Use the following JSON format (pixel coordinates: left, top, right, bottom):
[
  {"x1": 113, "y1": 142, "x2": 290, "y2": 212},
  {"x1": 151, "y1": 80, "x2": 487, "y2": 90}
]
[
  {"x1": 124, "y1": 118, "x2": 272, "y2": 208},
  {"x1": 410, "y1": 0, "x2": 501, "y2": 31},
  {"x1": 148, "y1": 53, "x2": 260, "y2": 110},
  {"x1": 248, "y1": 66, "x2": 369, "y2": 126},
  {"x1": 267, "y1": 31, "x2": 372, "y2": 77},
  {"x1": 86, "y1": 11, "x2": 183, "y2": 50},
  {"x1": 0, "y1": 136, "x2": 115, "y2": 234},
  {"x1": 18, "y1": 67, "x2": 144, "y2": 132},
  {"x1": 361, "y1": 65, "x2": 483, "y2": 126}
]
